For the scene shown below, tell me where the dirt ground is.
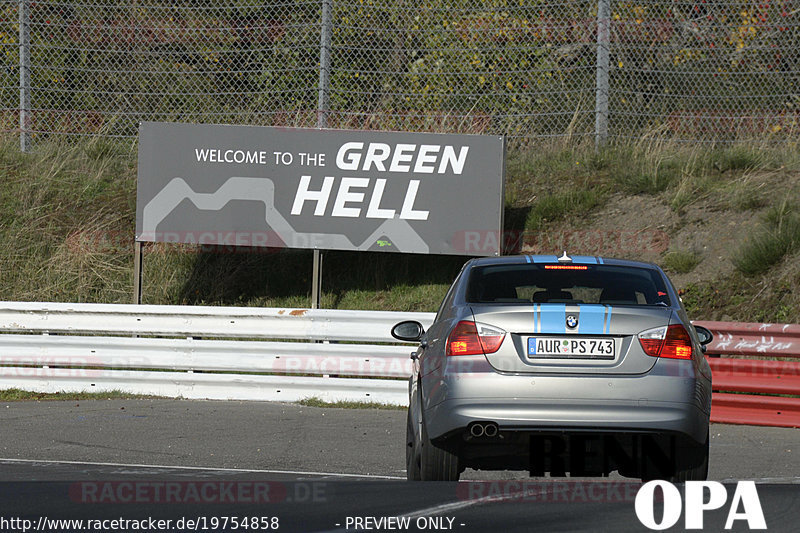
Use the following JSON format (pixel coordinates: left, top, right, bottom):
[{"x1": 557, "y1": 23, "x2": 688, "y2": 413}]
[
  {"x1": 518, "y1": 191, "x2": 761, "y2": 287},
  {"x1": 515, "y1": 168, "x2": 800, "y2": 323}
]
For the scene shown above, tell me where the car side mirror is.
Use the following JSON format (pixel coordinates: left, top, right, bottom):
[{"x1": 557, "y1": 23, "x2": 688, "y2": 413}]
[
  {"x1": 391, "y1": 321, "x2": 425, "y2": 342},
  {"x1": 694, "y1": 325, "x2": 714, "y2": 346}
]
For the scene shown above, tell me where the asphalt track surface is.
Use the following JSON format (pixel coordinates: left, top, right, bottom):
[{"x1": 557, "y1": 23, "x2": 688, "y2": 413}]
[{"x1": 1, "y1": 399, "x2": 799, "y2": 532}]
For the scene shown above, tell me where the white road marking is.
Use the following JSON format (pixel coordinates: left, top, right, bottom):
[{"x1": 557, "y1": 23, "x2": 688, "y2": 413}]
[
  {"x1": 398, "y1": 495, "x2": 500, "y2": 520},
  {"x1": 322, "y1": 483, "x2": 570, "y2": 532},
  {"x1": 0, "y1": 457, "x2": 404, "y2": 480},
  {"x1": 319, "y1": 476, "x2": 800, "y2": 532},
  {"x1": 721, "y1": 476, "x2": 800, "y2": 484}
]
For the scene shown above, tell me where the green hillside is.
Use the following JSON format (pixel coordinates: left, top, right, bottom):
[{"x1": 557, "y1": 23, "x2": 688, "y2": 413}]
[{"x1": 2, "y1": 134, "x2": 799, "y2": 323}]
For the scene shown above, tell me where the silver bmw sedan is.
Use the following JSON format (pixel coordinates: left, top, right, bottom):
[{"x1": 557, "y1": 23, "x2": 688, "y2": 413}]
[{"x1": 392, "y1": 254, "x2": 713, "y2": 482}]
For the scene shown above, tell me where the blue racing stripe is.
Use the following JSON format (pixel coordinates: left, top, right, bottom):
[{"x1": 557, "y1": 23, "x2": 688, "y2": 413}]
[
  {"x1": 577, "y1": 305, "x2": 606, "y2": 335},
  {"x1": 539, "y1": 304, "x2": 566, "y2": 334},
  {"x1": 525, "y1": 255, "x2": 532, "y2": 263},
  {"x1": 571, "y1": 256, "x2": 598, "y2": 264},
  {"x1": 530, "y1": 255, "x2": 559, "y2": 263},
  {"x1": 604, "y1": 305, "x2": 613, "y2": 334}
]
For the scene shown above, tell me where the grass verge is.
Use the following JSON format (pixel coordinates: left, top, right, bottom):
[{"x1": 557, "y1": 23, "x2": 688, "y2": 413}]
[
  {"x1": 0, "y1": 388, "x2": 162, "y2": 402},
  {"x1": 298, "y1": 397, "x2": 404, "y2": 410}
]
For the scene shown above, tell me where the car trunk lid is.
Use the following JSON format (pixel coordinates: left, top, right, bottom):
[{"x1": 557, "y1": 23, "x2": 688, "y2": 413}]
[{"x1": 471, "y1": 303, "x2": 673, "y2": 375}]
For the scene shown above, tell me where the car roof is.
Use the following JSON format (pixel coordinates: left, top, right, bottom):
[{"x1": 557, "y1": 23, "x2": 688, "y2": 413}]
[{"x1": 467, "y1": 255, "x2": 661, "y2": 270}]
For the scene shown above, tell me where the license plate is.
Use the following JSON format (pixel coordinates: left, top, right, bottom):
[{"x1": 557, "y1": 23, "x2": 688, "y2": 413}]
[{"x1": 527, "y1": 337, "x2": 615, "y2": 359}]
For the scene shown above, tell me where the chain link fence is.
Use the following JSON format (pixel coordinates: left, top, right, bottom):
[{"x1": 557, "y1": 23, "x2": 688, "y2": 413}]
[{"x1": 1, "y1": 0, "x2": 798, "y2": 148}]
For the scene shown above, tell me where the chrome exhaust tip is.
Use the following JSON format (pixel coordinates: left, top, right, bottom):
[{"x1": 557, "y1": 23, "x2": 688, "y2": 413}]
[{"x1": 469, "y1": 423, "x2": 485, "y2": 438}]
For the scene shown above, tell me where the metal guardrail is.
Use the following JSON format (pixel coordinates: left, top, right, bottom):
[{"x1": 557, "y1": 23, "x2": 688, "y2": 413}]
[
  {"x1": 0, "y1": 303, "x2": 798, "y2": 428},
  {"x1": 0, "y1": 302, "x2": 434, "y2": 405},
  {"x1": 698, "y1": 321, "x2": 800, "y2": 429},
  {"x1": 0, "y1": 301, "x2": 432, "y2": 342}
]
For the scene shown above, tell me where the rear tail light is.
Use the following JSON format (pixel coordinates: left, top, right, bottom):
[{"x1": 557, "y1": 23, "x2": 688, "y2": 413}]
[
  {"x1": 446, "y1": 321, "x2": 505, "y2": 356},
  {"x1": 638, "y1": 326, "x2": 667, "y2": 357},
  {"x1": 638, "y1": 324, "x2": 694, "y2": 359}
]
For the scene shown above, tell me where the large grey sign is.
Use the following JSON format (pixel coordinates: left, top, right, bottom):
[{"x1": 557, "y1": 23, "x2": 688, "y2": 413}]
[{"x1": 136, "y1": 122, "x2": 505, "y2": 255}]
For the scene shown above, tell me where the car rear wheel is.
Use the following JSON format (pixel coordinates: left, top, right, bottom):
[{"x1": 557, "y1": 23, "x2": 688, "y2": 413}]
[
  {"x1": 406, "y1": 409, "x2": 421, "y2": 481},
  {"x1": 645, "y1": 432, "x2": 708, "y2": 483},
  {"x1": 673, "y1": 431, "x2": 709, "y2": 482},
  {"x1": 419, "y1": 419, "x2": 460, "y2": 481}
]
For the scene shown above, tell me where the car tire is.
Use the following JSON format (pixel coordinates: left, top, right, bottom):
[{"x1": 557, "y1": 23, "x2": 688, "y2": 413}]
[
  {"x1": 419, "y1": 418, "x2": 460, "y2": 481},
  {"x1": 670, "y1": 431, "x2": 710, "y2": 482},
  {"x1": 406, "y1": 409, "x2": 421, "y2": 481},
  {"x1": 685, "y1": 431, "x2": 710, "y2": 481}
]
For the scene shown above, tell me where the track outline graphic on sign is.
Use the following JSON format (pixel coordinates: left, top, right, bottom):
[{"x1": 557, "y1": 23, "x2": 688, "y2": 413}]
[{"x1": 139, "y1": 177, "x2": 429, "y2": 252}]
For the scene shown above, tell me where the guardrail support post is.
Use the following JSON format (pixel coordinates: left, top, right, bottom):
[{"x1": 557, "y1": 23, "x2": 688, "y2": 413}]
[{"x1": 19, "y1": 0, "x2": 31, "y2": 152}]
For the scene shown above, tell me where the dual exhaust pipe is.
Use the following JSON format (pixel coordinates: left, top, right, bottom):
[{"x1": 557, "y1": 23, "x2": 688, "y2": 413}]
[{"x1": 468, "y1": 421, "x2": 499, "y2": 438}]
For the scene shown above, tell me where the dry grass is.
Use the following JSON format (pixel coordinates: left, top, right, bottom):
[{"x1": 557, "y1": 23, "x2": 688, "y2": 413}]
[
  {"x1": 0, "y1": 388, "x2": 161, "y2": 402},
  {"x1": 733, "y1": 201, "x2": 800, "y2": 276},
  {"x1": 0, "y1": 135, "x2": 136, "y2": 303},
  {"x1": 1, "y1": 133, "x2": 799, "y2": 323}
]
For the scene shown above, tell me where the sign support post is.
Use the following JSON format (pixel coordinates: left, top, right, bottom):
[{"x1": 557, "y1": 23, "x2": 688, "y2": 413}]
[
  {"x1": 311, "y1": 249, "x2": 323, "y2": 309},
  {"x1": 133, "y1": 241, "x2": 143, "y2": 305}
]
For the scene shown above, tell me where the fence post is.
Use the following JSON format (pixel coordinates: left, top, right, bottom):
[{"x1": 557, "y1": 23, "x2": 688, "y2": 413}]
[
  {"x1": 18, "y1": 0, "x2": 31, "y2": 152},
  {"x1": 595, "y1": 0, "x2": 611, "y2": 149},
  {"x1": 312, "y1": 0, "x2": 333, "y2": 309},
  {"x1": 317, "y1": 0, "x2": 333, "y2": 129}
]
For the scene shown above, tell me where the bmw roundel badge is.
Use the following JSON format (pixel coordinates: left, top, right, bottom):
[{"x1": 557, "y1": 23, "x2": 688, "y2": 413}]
[{"x1": 566, "y1": 315, "x2": 578, "y2": 328}]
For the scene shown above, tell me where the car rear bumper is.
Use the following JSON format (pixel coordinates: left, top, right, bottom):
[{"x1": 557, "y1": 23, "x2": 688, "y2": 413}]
[
  {"x1": 425, "y1": 397, "x2": 709, "y2": 444},
  {"x1": 421, "y1": 358, "x2": 711, "y2": 444}
]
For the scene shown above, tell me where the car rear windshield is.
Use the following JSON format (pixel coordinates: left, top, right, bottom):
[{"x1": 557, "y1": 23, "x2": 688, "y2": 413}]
[{"x1": 466, "y1": 263, "x2": 671, "y2": 306}]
